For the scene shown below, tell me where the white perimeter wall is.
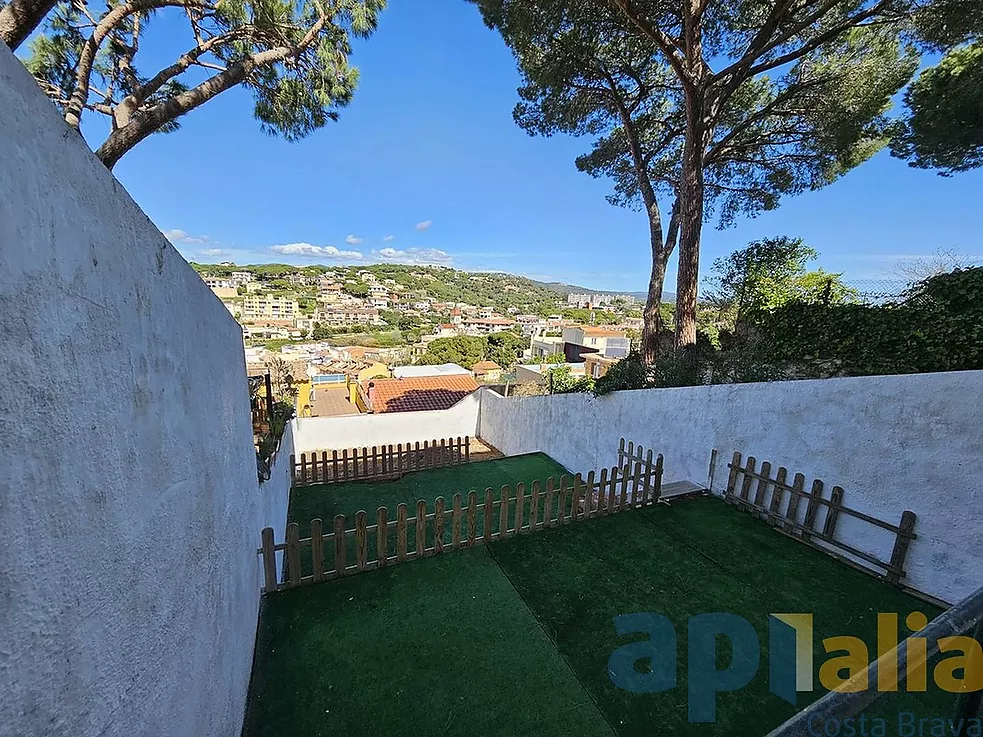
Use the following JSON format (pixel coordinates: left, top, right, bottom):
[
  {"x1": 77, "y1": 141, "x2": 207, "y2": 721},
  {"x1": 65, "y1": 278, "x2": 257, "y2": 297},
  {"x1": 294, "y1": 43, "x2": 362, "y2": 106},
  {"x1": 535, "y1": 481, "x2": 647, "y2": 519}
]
[
  {"x1": 293, "y1": 391, "x2": 480, "y2": 453},
  {"x1": 478, "y1": 372, "x2": 983, "y2": 604},
  {"x1": 0, "y1": 47, "x2": 288, "y2": 737}
]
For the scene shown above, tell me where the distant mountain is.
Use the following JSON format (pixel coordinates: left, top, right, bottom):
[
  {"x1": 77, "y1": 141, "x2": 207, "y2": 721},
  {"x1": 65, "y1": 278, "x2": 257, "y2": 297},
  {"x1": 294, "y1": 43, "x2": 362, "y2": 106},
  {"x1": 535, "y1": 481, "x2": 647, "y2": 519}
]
[{"x1": 528, "y1": 279, "x2": 675, "y2": 304}]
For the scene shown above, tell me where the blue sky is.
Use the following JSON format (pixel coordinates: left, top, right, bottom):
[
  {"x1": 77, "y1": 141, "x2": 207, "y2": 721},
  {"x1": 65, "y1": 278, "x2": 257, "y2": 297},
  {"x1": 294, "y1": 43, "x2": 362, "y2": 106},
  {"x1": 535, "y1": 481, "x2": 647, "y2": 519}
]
[{"x1": 97, "y1": 0, "x2": 983, "y2": 292}]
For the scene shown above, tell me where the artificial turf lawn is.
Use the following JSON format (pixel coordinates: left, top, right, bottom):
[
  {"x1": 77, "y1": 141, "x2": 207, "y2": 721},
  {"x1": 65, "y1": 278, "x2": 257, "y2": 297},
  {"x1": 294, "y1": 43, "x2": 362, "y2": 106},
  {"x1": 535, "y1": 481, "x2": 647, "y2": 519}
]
[
  {"x1": 242, "y1": 546, "x2": 615, "y2": 737},
  {"x1": 249, "y1": 491, "x2": 954, "y2": 737},
  {"x1": 487, "y1": 495, "x2": 950, "y2": 737}
]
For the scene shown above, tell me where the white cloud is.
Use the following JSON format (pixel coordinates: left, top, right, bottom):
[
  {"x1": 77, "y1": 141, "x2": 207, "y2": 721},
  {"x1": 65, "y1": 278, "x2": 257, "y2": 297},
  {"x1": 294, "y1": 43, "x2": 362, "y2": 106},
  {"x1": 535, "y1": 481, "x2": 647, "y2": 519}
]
[
  {"x1": 271, "y1": 243, "x2": 364, "y2": 260},
  {"x1": 200, "y1": 248, "x2": 229, "y2": 257},
  {"x1": 372, "y1": 247, "x2": 452, "y2": 266},
  {"x1": 345, "y1": 234, "x2": 364, "y2": 245},
  {"x1": 415, "y1": 220, "x2": 433, "y2": 231},
  {"x1": 163, "y1": 228, "x2": 213, "y2": 245},
  {"x1": 383, "y1": 235, "x2": 395, "y2": 242}
]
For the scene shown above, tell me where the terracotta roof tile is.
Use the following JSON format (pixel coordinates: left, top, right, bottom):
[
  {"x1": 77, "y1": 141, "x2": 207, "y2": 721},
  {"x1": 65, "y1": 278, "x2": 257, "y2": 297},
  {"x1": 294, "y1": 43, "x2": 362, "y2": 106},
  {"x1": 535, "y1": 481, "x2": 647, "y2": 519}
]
[
  {"x1": 366, "y1": 375, "x2": 479, "y2": 413},
  {"x1": 472, "y1": 360, "x2": 502, "y2": 371}
]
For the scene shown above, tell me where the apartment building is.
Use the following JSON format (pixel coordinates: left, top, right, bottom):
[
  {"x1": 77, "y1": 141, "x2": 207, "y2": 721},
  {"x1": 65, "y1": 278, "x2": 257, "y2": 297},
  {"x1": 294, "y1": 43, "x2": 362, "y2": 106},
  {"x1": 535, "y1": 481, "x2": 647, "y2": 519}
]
[{"x1": 242, "y1": 295, "x2": 299, "y2": 321}]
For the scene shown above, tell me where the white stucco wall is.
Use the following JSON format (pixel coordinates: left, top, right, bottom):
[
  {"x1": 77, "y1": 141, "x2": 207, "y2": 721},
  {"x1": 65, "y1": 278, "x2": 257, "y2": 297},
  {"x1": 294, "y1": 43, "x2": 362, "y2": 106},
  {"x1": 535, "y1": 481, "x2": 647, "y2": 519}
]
[
  {"x1": 0, "y1": 46, "x2": 286, "y2": 737},
  {"x1": 478, "y1": 372, "x2": 983, "y2": 604},
  {"x1": 293, "y1": 392, "x2": 480, "y2": 454}
]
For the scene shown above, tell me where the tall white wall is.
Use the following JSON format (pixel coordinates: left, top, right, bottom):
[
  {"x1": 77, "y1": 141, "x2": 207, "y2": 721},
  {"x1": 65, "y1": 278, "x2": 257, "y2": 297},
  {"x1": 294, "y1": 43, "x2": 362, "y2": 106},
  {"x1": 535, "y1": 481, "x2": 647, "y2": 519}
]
[
  {"x1": 478, "y1": 372, "x2": 983, "y2": 604},
  {"x1": 0, "y1": 47, "x2": 286, "y2": 737},
  {"x1": 293, "y1": 392, "x2": 480, "y2": 453}
]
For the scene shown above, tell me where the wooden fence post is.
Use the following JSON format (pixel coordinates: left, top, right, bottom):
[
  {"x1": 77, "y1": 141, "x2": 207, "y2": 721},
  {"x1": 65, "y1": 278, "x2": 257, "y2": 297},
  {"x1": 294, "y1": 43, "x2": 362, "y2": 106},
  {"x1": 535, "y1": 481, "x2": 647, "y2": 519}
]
[
  {"x1": 515, "y1": 483, "x2": 526, "y2": 533},
  {"x1": 311, "y1": 518, "x2": 324, "y2": 583},
  {"x1": 802, "y1": 479, "x2": 825, "y2": 541},
  {"x1": 396, "y1": 504, "x2": 408, "y2": 563},
  {"x1": 355, "y1": 511, "x2": 367, "y2": 571},
  {"x1": 558, "y1": 475, "x2": 569, "y2": 524},
  {"x1": 753, "y1": 461, "x2": 772, "y2": 519},
  {"x1": 642, "y1": 450, "x2": 653, "y2": 505},
  {"x1": 377, "y1": 507, "x2": 389, "y2": 567},
  {"x1": 333, "y1": 515, "x2": 347, "y2": 577},
  {"x1": 434, "y1": 497, "x2": 445, "y2": 554},
  {"x1": 467, "y1": 491, "x2": 478, "y2": 546},
  {"x1": 465, "y1": 436, "x2": 471, "y2": 462},
  {"x1": 597, "y1": 468, "x2": 608, "y2": 513},
  {"x1": 543, "y1": 478, "x2": 555, "y2": 528},
  {"x1": 286, "y1": 522, "x2": 301, "y2": 587},
  {"x1": 768, "y1": 467, "x2": 788, "y2": 526},
  {"x1": 415, "y1": 500, "x2": 426, "y2": 557},
  {"x1": 619, "y1": 466, "x2": 630, "y2": 510},
  {"x1": 483, "y1": 488, "x2": 494, "y2": 541},
  {"x1": 724, "y1": 451, "x2": 742, "y2": 504},
  {"x1": 887, "y1": 511, "x2": 917, "y2": 585},
  {"x1": 654, "y1": 454, "x2": 664, "y2": 502},
  {"x1": 584, "y1": 472, "x2": 595, "y2": 518},
  {"x1": 822, "y1": 486, "x2": 845, "y2": 539},
  {"x1": 607, "y1": 467, "x2": 618, "y2": 514},
  {"x1": 451, "y1": 494, "x2": 462, "y2": 550},
  {"x1": 499, "y1": 485, "x2": 510, "y2": 538},
  {"x1": 261, "y1": 527, "x2": 278, "y2": 593},
  {"x1": 530, "y1": 480, "x2": 540, "y2": 530},
  {"x1": 784, "y1": 473, "x2": 806, "y2": 531},
  {"x1": 738, "y1": 456, "x2": 756, "y2": 510}
]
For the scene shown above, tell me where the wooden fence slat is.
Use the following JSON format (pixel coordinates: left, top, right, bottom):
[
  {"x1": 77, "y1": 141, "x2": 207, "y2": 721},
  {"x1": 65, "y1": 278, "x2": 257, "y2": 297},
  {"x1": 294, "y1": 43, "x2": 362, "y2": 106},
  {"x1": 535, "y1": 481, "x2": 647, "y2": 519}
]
[
  {"x1": 768, "y1": 467, "x2": 788, "y2": 526},
  {"x1": 515, "y1": 483, "x2": 526, "y2": 533},
  {"x1": 627, "y1": 441, "x2": 634, "y2": 466},
  {"x1": 355, "y1": 511, "x2": 367, "y2": 571},
  {"x1": 530, "y1": 480, "x2": 540, "y2": 530},
  {"x1": 887, "y1": 511, "x2": 917, "y2": 585},
  {"x1": 377, "y1": 507, "x2": 389, "y2": 567},
  {"x1": 822, "y1": 486, "x2": 845, "y2": 539},
  {"x1": 286, "y1": 522, "x2": 301, "y2": 587},
  {"x1": 619, "y1": 466, "x2": 630, "y2": 511},
  {"x1": 397, "y1": 443, "x2": 403, "y2": 474},
  {"x1": 557, "y1": 475, "x2": 569, "y2": 524},
  {"x1": 289, "y1": 455, "x2": 296, "y2": 485},
  {"x1": 752, "y1": 461, "x2": 772, "y2": 518},
  {"x1": 802, "y1": 479, "x2": 825, "y2": 540},
  {"x1": 642, "y1": 450, "x2": 653, "y2": 505},
  {"x1": 785, "y1": 473, "x2": 806, "y2": 531},
  {"x1": 333, "y1": 515, "x2": 346, "y2": 578},
  {"x1": 499, "y1": 485, "x2": 510, "y2": 538},
  {"x1": 331, "y1": 450, "x2": 339, "y2": 483},
  {"x1": 434, "y1": 497, "x2": 445, "y2": 554},
  {"x1": 371, "y1": 446, "x2": 378, "y2": 477},
  {"x1": 311, "y1": 518, "x2": 324, "y2": 582},
  {"x1": 632, "y1": 461, "x2": 643, "y2": 508},
  {"x1": 362, "y1": 446, "x2": 369, "y2": 477},
  {"x1": 261, "y1": 527, "x2": 278, "y2": 592},
  {"x1": 320, "y1": 451, "x2": 327, "y2": 483},
  {"x1": 654, "y1": 454, "x2": 664, "y2": 502},
  {"x1": 451, "y1": 494, "x2": 462, "y2": 550},
  {"x1": 725, "y1": 451, "x2": 742, "y2": 503},
  {"x1": 597, "y1": 468, "x2": 608, "y2": 514},
  {"x1": 467, "y1": 491, "x2": 477, "y2": 546},
  {"x1": 737, "y1": 456, "x2": 757, "y2": 509},
  {"x1": 543, "y1": 477, "x2": 554, "y2": 527},
  {"x1": 352, "y1": 448, "x2": 359, "y2": 480},
  {"x1": 300, "y1": 453, "x2": 308, "y2": 485},
  {"x1": 607, "y1": 467, "x2": 618, "y2": 514},
  {"x1": 584, "y1": 471, "x2": 595, "y2": 518},
  {"x1": 483, "y1": 488, "x2": 494, "y2": 541},
  {"x1": 396, "y1": 504, "x2": 408, "y2": 563},
  {"x1": 342, "y1": 449, "x2": 350, "y2": 481},
  {"x1": 415, "y1": 500, "x2": 426, "y2": 557},
  {"x1": 465, "y1": 436, "x2": 470, "y2": 462}
]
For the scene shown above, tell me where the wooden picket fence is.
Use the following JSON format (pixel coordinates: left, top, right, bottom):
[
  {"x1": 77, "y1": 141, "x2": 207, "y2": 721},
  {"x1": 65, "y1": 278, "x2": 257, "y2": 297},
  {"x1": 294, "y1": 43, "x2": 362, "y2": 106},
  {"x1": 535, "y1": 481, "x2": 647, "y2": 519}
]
[
  {"x1": 291, "y1": 437, "x2": 470, "y2": 486},
  {"x1": 260, "y1": 451, "x2": 664, "y2": 593},
  {"x1": 723, "y1": 451, "x2": 917, "y2": 585}
]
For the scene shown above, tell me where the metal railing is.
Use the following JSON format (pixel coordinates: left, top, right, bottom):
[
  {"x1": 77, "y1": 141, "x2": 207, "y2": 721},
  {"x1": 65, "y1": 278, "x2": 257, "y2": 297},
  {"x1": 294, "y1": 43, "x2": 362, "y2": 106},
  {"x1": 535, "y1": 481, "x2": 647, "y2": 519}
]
[{"x1": 765, "y1": 584, "x2": 983, "y2": 737}]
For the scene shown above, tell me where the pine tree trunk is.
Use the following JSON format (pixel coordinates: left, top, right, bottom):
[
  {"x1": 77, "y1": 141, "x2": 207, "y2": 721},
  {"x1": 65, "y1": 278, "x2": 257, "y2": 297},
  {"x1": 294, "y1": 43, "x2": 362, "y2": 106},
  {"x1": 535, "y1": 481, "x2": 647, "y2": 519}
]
[
  {"x1": 641, "y1": 254, "x2": 667, "y2": 364},
  {"x1": 675, "y1": 100, "x2": 706, "y2": 349},
  {"x1": 0, "y1": 0, "x2": 57, "y2": 49}
]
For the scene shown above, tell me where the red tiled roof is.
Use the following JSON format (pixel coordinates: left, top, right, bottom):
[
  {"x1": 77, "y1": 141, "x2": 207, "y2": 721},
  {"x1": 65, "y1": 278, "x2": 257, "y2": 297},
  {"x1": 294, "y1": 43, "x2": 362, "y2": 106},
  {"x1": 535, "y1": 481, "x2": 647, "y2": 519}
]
[
  {"x1": 472, "y1": 360, "x2": 502, "y2": 372},
  {"x1": 366, "y1": 375, "x2": 479, "y2": 413}
]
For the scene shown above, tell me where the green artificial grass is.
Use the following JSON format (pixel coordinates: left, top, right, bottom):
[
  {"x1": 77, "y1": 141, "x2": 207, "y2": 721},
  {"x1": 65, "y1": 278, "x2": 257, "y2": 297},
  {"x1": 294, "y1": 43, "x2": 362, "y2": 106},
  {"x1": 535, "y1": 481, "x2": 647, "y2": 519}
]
[
  {"x1": 242, "y1": 546, "x2": 615, "y2": 737},
  {"x1": 249, "y1": 490, "x2": 956, "y2": 737},
  {"x1": 487, "y1": 496, "x2": 950, "y2": 737}
]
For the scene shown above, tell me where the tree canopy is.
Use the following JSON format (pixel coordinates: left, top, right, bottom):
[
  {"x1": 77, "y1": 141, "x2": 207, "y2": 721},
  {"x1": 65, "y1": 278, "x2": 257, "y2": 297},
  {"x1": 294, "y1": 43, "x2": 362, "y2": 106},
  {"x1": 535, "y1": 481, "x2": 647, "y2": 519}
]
[
  {"x1": 474, "y1": 0, "x2": 918, "y2": 356},
  {"x1": 20, "y1": 0, "x2": 385, "y2": 168}
]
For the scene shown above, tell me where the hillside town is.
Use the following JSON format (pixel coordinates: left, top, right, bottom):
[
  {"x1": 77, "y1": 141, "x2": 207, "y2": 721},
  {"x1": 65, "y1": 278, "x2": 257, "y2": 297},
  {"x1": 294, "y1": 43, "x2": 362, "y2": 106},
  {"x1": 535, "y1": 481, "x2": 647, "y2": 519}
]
[{"x1": 197, "y1": 262, "x2": 643, "y2": 418}]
